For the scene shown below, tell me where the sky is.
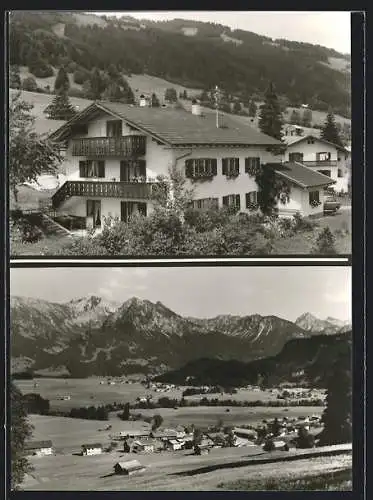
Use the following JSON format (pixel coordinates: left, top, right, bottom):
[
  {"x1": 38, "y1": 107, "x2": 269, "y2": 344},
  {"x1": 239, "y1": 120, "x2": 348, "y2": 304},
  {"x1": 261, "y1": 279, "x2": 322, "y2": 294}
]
[
  {"x1": 94, "y1": 11, "x2": 351, "y2": 54},
  {"x1": 10, "y1": 266, "x2": 351, "y2": 322}
]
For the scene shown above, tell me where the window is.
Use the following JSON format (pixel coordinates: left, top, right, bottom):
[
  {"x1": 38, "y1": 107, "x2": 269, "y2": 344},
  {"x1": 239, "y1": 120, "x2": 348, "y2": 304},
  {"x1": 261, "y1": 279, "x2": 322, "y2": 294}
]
[
  {"x1": 222, "y1": 194, "x2": 241, "y2": 210},
  {"x1": 245, "y1": 157, "x2": 260, "y2": 175},
  {"x1": 222, "y1": 158, "x2": 239, "y2": 177},
  {"x1": 317, "y1": 169, "x2": 331, "y2": 177},
  {"x1": 86, "y1": 200, "x2": 101, "y2": 228},
  {"x1": 191, "y1": 198, "x2": 219, "y2": 210},
  {"x1": 185, "y1": 159, "x2": 217, "y2": 179},
  {"x1": 289, "y1": 152, "x2": 304, "y2": 163},
  {"x1": 121, "y1": 201, "x2": 147, "y2": 223},
  {"x1": 120, "y1": 160, "x2": 146, "y2": 182},
  {"x1": 245, "y1": 191, "x2": 258, "y2": 209},
  {"x1": 79, "y1": 160, "x2": 105, "y2": 178},
  {"x1": 106, "y1": 120, "x2": 122, "y2": 137},
  {"x1": 309, "y1": 191, "x2": 320, "y2": 205},
  {"x1": 307, "y1": 138, "x2": 315, "y2": 144},
  {"x1": 338, "y1": 169, "x2": 343, "y2": 178},
  {"x1": 316, "y1": 152, "x2": 331, "y2": 162}
]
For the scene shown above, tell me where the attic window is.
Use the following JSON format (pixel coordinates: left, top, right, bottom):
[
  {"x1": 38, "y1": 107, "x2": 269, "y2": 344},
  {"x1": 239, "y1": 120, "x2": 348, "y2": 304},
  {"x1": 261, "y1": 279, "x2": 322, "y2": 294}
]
[{"x1": 307, "y1": 138, "x2": 315, "y2": 144}]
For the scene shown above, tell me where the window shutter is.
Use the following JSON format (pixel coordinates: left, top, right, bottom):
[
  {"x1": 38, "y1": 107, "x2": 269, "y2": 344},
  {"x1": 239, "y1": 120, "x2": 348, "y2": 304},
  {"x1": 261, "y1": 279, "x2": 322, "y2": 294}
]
[
  {"x1": 98, "y1": 161, "x2": 105, "y2": 178},
  {"x1": 212, "y1": 159, "x2": 217, "y2": 176},
  {"x1": 222, "y1": 158, "x2": 227, "y2": 175},
  {"x1": 79, "y1": 161, "x2": 86, "y2": 178},
  {"x1": 139, "y1": 203, "x2": 147, "y2": 217},
  {"x1": 245, "y1": 158, "x2": 249, "y2": 174},
  {"x1": 257, "y1": 190, "x2": 263, "y2": 205},
  {"x1": 246, "y1": 193, "x2": 250, "y2": 208},
  {"x1": 255, "y1": 158, "x2": 260, "y2": 169},
  {"x1": 185, "y1": 159, "x2": 192, "y2": 178},
  {"x1": 106, "y1": 121, "x2": 110, "y2": 137},
  {"x1": 235, "y1": 194, "x2": 241, "y2": 209},
  {"x1": 222, "y1": 195, "x2": 228, "y2": 206},
  {"x1": 236, "y1": 158, "x2": 240, "y2": 174}
]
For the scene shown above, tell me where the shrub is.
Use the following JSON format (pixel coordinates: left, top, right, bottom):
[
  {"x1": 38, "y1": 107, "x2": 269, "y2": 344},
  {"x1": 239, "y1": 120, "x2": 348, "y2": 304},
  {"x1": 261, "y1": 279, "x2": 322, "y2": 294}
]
[
  {"x1": 21, "y1": 76, "x2": 38, "y2": 92},
  {"x1": 293, "y1": 212, "x2": 316, "y2": 232},
  {"x1": 312, "y1": 227, "x2": 337, "y2": 254},
  {"x1": 29, "y1": 62, "x2": 54, "y2": 78},
  {"x1": 296, "y1": 427, "x2": 315, "y2": 448},
  {"x1": 263, "y1": 438, "x2": 275, "y2": 451}
]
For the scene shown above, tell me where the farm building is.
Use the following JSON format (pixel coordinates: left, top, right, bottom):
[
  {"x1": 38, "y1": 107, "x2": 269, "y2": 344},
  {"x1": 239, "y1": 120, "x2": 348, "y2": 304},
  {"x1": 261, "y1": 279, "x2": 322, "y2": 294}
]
[
  {"x1": 113, "y1": 460, "x2": 146, "y2": 476},
  {"x1": 81, "y1": 443, "x2": 103, "y2": 456},
  {"x1": 152, "y1": 428, "x2": 179, "y2": 440},
  {"x1": 232, "y1": 428, "x2": 258, "y2": 440},
  {"x1": 131, "y1": 439, "x2": 160, "y2": 453},
  {"x1": 164, "y1": 439, "x2": 185, "y2": 451},
  {"x1": 118, "y1": 428, "x2": 150, "y2": 439},
  {"x1": 24, "y1": 440, "x2": 53, "y2": 456}
]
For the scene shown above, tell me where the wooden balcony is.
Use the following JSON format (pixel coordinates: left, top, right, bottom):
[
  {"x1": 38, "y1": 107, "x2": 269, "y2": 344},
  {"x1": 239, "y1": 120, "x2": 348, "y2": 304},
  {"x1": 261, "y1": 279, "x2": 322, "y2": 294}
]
[
  {"x1": 302, "y1": 160, "x2": 338, "y2": 167},
  {"x1": 52, "y1": 180, "x2": 154, "y2": 209},
  {"x1": 71, "y1": 136, "x2": 146, "y2": 157}
]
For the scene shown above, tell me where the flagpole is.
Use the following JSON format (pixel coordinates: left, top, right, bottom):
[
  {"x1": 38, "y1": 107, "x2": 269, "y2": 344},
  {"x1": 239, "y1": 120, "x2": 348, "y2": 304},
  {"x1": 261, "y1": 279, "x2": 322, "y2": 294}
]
[{"x1": 215, "y1": 85, "x2": 220, "y2": 128}]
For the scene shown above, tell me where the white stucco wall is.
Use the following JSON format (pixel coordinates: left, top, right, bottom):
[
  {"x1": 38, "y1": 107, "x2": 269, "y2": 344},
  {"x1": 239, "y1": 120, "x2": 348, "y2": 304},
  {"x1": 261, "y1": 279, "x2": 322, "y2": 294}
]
[
  {"x1": 276, "y1": 186, "x2": 326, "y2": 217},
  {"x1": 34, "y1": 447, "x2": 53, "y2": 456},
  {"x1": 174, "y1": 146, "x2": 283, "y2": 213},
  {"x1": 58, "y1": 196, "x2": 155, "y2": 221},
  {"x1": 83, "y1": 448, "x2": 102, "y2": 456}
]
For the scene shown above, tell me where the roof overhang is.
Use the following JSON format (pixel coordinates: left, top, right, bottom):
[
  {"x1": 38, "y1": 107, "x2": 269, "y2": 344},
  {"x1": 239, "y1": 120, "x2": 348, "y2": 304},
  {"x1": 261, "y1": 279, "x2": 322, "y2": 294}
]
[{"x1": 286, "y1": 134, "x2": 349, "y2": 153}]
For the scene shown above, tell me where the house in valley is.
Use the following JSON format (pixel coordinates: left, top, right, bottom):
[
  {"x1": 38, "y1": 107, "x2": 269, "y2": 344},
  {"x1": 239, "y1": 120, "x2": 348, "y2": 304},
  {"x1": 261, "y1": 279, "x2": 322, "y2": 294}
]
[
  {"x1": 283, "y1": 133, "x2": 350, "y2": 194},
  {"x1": 48, "y1": 101, "x2": 283, "y2": 229},
  {"x1": 81, "y1": 443, "x2": 103, "y2": 456},
  {"x1": 24, "y1": 440, "x2": 53, "y2": 456}
]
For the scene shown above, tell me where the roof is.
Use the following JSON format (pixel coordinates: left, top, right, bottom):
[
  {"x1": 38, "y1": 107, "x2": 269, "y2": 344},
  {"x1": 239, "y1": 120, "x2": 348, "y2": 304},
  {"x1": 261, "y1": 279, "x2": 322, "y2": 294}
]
[
  {"x1": 115, "y1": 460, "x2": 145, "y2": 471},
  {"x1": 25, "y1": 440, "x2": 53, "y2": 449},
  {"x1": 283, "y1": 134, "x2": 349, "y2": 152},
  {"x1": 49, "y1": 101, "x2": 281, "y2": 147},
  {"x1": 271, "y1": 162, "x2": 336, "y2": 188},
  {"x1": 81, "y1": 443, "x2": 102, "y2": 448},
  {"x1": 233, "y1": 428, "x2": 258, "y2": 436}
]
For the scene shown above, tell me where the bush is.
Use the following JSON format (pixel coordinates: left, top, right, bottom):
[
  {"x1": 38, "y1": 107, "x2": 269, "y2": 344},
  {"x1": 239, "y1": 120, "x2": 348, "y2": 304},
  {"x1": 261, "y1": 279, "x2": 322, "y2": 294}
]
[
  {"x1": 29, "y1": 62, "x2": 54, "y2": 78},
  {"x1": 296, "y1": 427, "x2": 315, "y2": 448},
  {"x1": 21, "y1": 76, "x2": 38, "y2": 92},
  {"x1": 293, "y1": 212, "x2": 316, "y2": 232},
  {"x1": 263, "y1": 438, "x2": 275, "y2": 451},
  {"x1": 312, "y1": 227, "x2": 337, "y2": 255}
]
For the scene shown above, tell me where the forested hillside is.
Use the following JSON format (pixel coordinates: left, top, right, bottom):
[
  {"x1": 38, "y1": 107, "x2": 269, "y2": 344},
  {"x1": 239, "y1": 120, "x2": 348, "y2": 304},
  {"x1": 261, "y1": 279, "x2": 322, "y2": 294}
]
[{"x1": 9, "y1": 11, "x2": 351, "y2": 117}]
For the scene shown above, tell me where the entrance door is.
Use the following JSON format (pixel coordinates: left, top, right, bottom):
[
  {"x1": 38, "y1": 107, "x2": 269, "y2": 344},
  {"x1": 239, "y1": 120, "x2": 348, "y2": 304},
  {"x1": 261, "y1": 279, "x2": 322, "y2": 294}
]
[
  {"x1": 121, "y1": 201, "x2": 147, "y2": 223},
  {"x1": 86, "y1": 200, "x2": 102, "y2": 228}
]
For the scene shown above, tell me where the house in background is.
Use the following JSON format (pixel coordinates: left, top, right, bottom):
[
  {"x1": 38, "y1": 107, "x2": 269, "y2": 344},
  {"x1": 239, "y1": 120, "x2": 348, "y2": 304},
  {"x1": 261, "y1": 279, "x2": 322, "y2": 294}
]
[
  {"x1": 48, "y1": 101, "x2": 283, "y2": 229},
  {"x1": 24, "y1": 440, "x2": 53, "y2": 456},
  {"x1": 81, "y1": 443, "x2": 103, "y2": 456},
  {"x1": 283, "y1": 134, "x2": 350, "y2": 194}
]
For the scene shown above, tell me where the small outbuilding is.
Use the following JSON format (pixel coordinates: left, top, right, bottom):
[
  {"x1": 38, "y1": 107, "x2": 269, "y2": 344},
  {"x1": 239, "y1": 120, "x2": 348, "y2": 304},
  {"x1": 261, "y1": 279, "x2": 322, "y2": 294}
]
[
  {"x1": 81, "y1": 443, "x2": 103, "y2": 456},
  {"x1": 113, "y1": 460, "x2": 146, "y2": 476}
]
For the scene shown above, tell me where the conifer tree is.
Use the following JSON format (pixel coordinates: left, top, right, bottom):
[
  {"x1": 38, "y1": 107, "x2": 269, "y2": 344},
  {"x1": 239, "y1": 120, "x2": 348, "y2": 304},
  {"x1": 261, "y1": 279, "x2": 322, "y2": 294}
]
[
  {"x1": 45, "y1": 92, "x2": 77, "y2": 120},
  {"x1": 54, "y1": 66, "x2": 70, "y2": 95},
  {"x1": 248, "y1": 99, "x2": 257, "y2": 117},
  {"x1": 290, "y1": 109, "x2": 301, "y2": 125},
  {"x1": 321, "y1": 110, "x2": 344, "y2": 147},
  {"x1": 258, "y1": 82, "x2": 283, "y2": 140},
  {"x1": 151, "y1": 92, "x2": 160, "y2": 107},
  {"x1": 302, "y1": 108, "x2": 313, "y2": 127}
]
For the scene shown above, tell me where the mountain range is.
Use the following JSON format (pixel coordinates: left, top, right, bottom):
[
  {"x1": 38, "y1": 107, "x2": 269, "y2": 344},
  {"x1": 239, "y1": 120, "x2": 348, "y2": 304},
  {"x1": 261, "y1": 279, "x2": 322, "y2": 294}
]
[
  {"x1": 10, "y1": 295, "x2": 350, "y2": 377},
  {"x1": 9, "y1": 11, "x2": 350, "y2": 117}
]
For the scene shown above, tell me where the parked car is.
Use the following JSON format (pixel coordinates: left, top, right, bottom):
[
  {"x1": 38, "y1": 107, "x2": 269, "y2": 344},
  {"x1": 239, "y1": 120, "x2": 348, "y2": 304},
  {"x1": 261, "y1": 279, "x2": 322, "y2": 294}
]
[{"x1": 323, "y1": 196, "x2": 341, "y2": 215}]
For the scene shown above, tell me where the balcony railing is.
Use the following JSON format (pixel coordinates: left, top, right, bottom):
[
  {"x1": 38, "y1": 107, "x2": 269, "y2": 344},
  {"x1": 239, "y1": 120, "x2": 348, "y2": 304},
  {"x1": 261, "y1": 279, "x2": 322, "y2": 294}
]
[
  {"x1": 302, "y1": 160, "x2": 338, "y2": 167},
  {"x1": 71, "y1": 136, "x2": 146, "y2": 157},
  {"x1": 52, "y1": 180, "x2": 154, "y2": 209}
]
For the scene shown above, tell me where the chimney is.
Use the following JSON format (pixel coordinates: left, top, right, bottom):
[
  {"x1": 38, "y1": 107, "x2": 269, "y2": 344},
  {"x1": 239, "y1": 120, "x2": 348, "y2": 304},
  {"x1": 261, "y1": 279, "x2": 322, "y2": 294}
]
[
  {"x1": 139, "y1": 94, "x2": 147, "y2": 107},
  {"x1": 191, "y1": 99, "x2": 202, "y2": 116}
]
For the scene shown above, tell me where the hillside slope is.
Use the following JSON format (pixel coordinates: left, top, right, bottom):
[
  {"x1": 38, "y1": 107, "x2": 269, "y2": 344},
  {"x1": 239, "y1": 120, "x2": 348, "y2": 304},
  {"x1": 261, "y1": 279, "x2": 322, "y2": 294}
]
[{"x1": 9, "y1": 11, "x2": 350, "y2": 117}]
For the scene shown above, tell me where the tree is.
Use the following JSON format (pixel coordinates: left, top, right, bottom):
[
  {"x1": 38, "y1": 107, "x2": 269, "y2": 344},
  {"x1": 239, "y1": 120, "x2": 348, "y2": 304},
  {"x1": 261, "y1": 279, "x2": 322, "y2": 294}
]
[
  {"x1": 151, "y1": 92, "x2": 160, "y2": 107},
  {"x1": 290, "y1": 109, "x2": 301, "y2": 125},
  {"x1": 248, "y1": 99, "x2": 257, "y2": 117},
  {"x1": 192, "y1": 427, "x2": 203, "y2": 446},
  {"x1": 270, "y1": 417, "x2": 281, "y2": 436},
  {"x1": 296, "y1": 426, "x2": 315, "y2": 448},
  {"x1": 9, "y1": 65, "x2": 21, "y2": 89},
  {"x1": 118, "y1": 402, "x2": 130, "y2": 420},
  {"x1": 321, "y1": 110, "x2": 344, "y2": 147},
  {"x1": 9, "y1": 92, "x2": 63, "y2": 201},
  {"x1": 312, "y1": 227, "x2": 337, "y2": 255},
  {"x1": 11, "y1": 382, "x2": 33, "y2": 490},
  {"x1": 151, "y1": 414, "x2": 163, "y2": 431},
  {"x1": 302, "y1": 108, "x2": 313, "y2": 127},
  {"x1": 44, "y1": 92, "x2": 77, "y2": 120},
  {"x1": 86, "y1": 67, "x2": 106, "y2": 100},
  {"x1": 318, "y1": 342, "x2": 352, "y2": 446},
  {"x1": 232, "y1": 100, "x2": 242, "y2": 114},
  {"x1": 21, "y1": 76, "x2": 37, "y2": 92},
  {"x1": 54, "y1": 66, "x2": 70, "y2": 95},
  {"x1": 164, "y1": 87, "x2": 177, "y2": 103},
  {"x1": 258, "y1": 82, "x2": 283, "y2": 140}
]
